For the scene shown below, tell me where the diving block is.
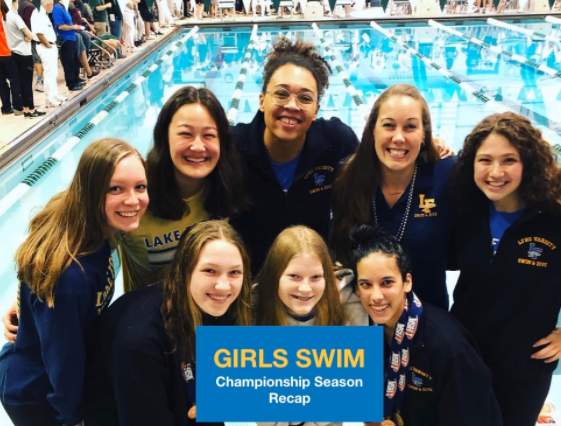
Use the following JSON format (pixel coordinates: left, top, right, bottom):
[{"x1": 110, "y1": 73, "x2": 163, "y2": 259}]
[
  {"x1": 531, "y1": 0, "x2": 550, "y2": 12},
  {"x1": 413, "y1": 0, "x2": 439, "y2": 16},
  {"x1": 304, "y1": 1, "x2": 323, "y2": 18}
]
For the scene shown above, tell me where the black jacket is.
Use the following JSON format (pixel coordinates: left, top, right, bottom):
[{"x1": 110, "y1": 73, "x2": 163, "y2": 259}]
[
  {"x1": 230, "y1": 111, "x2": 359, "y2": 275},
  {"x1": 451, "y1": 203, "x2": 561, "y2": 378},
  {"x1": 84, "y1": 284, "x2": 228, "y2": 426},
  {"x1": 398, "y1": 304, "x2": 502, "y2": 426}
]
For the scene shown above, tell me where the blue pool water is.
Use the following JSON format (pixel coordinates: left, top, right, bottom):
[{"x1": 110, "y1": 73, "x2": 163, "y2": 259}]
[{"x1": 1, "y1": 18, "x2": 561, "y2": 424}]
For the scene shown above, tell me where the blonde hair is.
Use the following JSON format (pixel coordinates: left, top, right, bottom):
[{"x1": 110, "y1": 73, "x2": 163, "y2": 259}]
[
  {"x1": 255, "y1": 226, "x2": 344, "y2": 326},
  {"x1": 15, "y1": 138, "x2": 145, "y2": 307},
  {"x1": 161, "y1": 220, "x2": 253, "y2": 360}
]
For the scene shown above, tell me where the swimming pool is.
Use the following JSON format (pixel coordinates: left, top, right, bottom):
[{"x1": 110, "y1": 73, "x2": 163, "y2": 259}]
[{"x1": 1, "y1": 17, "x2": 561, "y2": 423}]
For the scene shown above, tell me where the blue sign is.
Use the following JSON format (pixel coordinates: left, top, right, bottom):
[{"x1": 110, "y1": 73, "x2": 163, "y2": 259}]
[{"x1": 196, "y1": 326, "x2": 383, "y2": 422}]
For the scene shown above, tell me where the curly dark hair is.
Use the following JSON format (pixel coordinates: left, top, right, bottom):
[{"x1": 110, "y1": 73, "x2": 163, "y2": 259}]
[
  {"x1": 454, "y1": 112, "x2": 561, "y2": 211},
  {"x1": 147, "y1": 86, "x2": 248, "y2": 221},
  {"x1": 262, "y1": 36, "x2": 332, "y2": 101},
  {"x1": 161, "y1": 220, "x2": 253, "y2": 361}
]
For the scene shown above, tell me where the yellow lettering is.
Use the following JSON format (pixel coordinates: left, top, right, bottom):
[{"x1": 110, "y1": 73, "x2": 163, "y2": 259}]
[
  {"x1": 296, "y1": 349, "x2": 311, "y2": 368},
  {"x1": 241, "y1": 349, "x2": 256, "y2": 368},
  {"x1": 214, "y1": 349, "x2": 231, "y2": 368},
  {"x1": 345, "y1": 349, "x2": 364, "y2": 368},
  {"x1": 273, "y1": 349, "x2": 288, "y2": 368},
  {"x1": 312, "y1": 349, "x2": 335, "y2": 368},
  {"x1": 259, "y1": 349, "x2": 272, "y2": 368}
]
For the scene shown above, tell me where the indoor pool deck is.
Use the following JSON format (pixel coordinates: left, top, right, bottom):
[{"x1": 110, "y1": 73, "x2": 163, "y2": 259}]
[{"x1": 2, "y1": 7, "x2": 561, "y2": 165}]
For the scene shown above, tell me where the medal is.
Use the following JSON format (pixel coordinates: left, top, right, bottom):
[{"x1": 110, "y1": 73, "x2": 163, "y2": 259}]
[
  {"x1": 188, "y1": 405, "x2": 196, "y2": 419},
  {"x1": 394, "y1": 412, "x2": 404, "y2": 426}
]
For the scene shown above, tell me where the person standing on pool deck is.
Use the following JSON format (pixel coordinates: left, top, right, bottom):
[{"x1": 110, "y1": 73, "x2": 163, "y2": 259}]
[
  {"x1": 229, "y1": 36, "x2": 359, "y2": 276},
  {"x1": 451, "y1": 112, "x2": 561, "y2": 426}
]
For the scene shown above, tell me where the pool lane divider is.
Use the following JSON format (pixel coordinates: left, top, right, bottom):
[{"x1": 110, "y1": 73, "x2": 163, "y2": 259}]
[
  {"x1": 0, "y1": 27, "x2": 200, "y2": 219},
  {"x1": 369, "y1": 21, "x2": 502, "y2": 108},
  {"x1": 311, "y1": 23, "x2": 370, "y2": 121},
  {"x1": 428, "y1": 20, "x2": 561, "y2": 80},
  {"x1": 545, "y1": 16, "x2": 561, "y2": 26},
  {"x1": 487, "y1": 18, "x2": 559, "y2": 43},
  {"x1": 227, "y1": 24, "x2": 259, "y2": 125}
]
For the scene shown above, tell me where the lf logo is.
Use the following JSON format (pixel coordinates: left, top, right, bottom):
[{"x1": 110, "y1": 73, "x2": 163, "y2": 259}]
[
  {"x1": 528, "y1": 243, "x2": 543, "y2": 260},
  {"x1": 419, "y1": 194, "x2": 436, "y2": 213}
]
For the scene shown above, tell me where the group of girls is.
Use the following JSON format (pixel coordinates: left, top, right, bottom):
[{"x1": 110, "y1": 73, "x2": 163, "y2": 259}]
[{"x1": 0, "y1": 34, "x2": 560, "y2": 426}]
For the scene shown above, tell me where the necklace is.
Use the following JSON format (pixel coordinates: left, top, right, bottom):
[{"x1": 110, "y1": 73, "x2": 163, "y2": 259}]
[{"x1": 372, "y1": 164, "x2": 418, "y2": 242}]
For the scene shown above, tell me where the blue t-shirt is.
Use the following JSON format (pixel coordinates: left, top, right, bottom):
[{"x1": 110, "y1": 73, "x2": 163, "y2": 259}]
[
  {"x1": 270, "y1": 153, "x2": 301, "y2": 193},
  {"x1": 51, "y1": 3, "x2": 76, "y2": 41},
  {"x1": 489, "y1": 202, "x2": 525, "y2": 255}
]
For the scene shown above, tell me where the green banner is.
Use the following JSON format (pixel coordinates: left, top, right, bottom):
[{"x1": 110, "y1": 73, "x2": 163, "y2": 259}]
[
  {"x1": 328, "y1": 0, "x2": 337, "y2": 11},
  {"x1": 549, "y1": 0, "x2": 555, "y2": 8},
  {"x1": 145, "y1": 0, "x2": 155, "y2": 11},
  {"x1": 381, "y1": 0, "x2": 389, "y2": 12},
  {"x1": 204, "y1": 0, "x2": 211, "y2": 12},
  {"x1": 32, "y1": 0, "x2": 40, "y2": 10},
  {"x1": 440, "y1": 0, "x2": 446, "y2": 10},
  {"x1": 493, "y1": 0, "x2": 500, "y2": 9}
]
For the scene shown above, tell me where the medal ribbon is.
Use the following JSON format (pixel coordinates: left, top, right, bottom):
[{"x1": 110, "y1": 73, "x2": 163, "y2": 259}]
[
  {"x1": 181, "y1": 361, "x2": 197, "y2": 418},
  {"x1": 383, "y1": 291, "x2": 423, "y2": 423}
]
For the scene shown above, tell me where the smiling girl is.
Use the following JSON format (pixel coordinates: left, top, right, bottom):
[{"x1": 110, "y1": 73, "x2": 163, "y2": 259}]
[
  {"x1": 254, "y1": 225, "x2": 344, "y2": 327},
  {"x1": 121, "y1": 86, "x2": 247, "y2": 291},
  {"x1": 0, "y1": 138, "x2": 148, "y2": 426},
  {"x1": 351, "y1": 224, "x2": 501, "y2": 426},
  {"x1": 332, "y1": 84, "x2": 454, "y2": 310},
  {"x1": 84, "y1": 220, "x2": 253, "y2": 426},
  {"x1": 253, "y1": 225, "x2": 344, "y2": 426},
  {"x1": 451, "y1": 112, "x2": 561, "y2": 426}
]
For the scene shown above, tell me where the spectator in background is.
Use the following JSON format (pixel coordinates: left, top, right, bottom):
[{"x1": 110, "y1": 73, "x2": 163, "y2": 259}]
[
  {"x1": 51, "y1": 0, "x2": 84, "y2": 91},
  {"x1": 1, "y1": 0, "x2": 45, "y2": 117},
  {"x1": 31, "y1": 0, "x2": 68, "y2": 107},
  {"x1": 68, "y1": 0, "x2": 100, "y2": 79},
  {"x1": 90, "y1": 0, "x2": 111, "y2": 35},
  {"x1": 0, "y1": 7, "x2": 23, "y2": 116},
  {"x1": 106, "y1": 0, "x2": 123, "y2": 40},
  {"x1": 122, "y1": 0, "x2": 138, "y2": 53},
  {"x1": 17, "y1": 0, "x2": 43, "y2": 93}
]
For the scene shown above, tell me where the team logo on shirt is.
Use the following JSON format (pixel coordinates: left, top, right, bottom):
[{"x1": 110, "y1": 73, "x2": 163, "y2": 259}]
[
  {"x1": 386, "y1": 379, "x2": 397, "y2": 399},
  {"x1": 517, "y1": 236, "x2": 556, "y2": 268},
  {"x1": 391, "y1": 352, "x2": 401, "y2": 372},
  {"x1": 401, "y1": 348, "x2": 409, "y2": 367},
  {"x1": 305, "y1": 165, "x2": 335, "y2": 195},
  {"x1": 398, "y1": 374, "x2": 406, "y2": 392},
  {"x1": 395, "y1": 323, "x2": 405, "y2": 344},
  {"x1": 411, "y1": 372, "x2": 423, "y2": 387},
  {"x1": 313, "y1": 173, "x2": 325, "y2": 187},
  {"x1": 414, "y1": 194, "x2": 438, "y2": 218},
  {"x1": 527, "y1": 243, "x2": 543, "y2": 260},
  {"x1": 181, "y1": 362, "x2": 194, "y2": 382},
  {"x1": 405, "y1": 316, "x2": 418, "y2": 340}
]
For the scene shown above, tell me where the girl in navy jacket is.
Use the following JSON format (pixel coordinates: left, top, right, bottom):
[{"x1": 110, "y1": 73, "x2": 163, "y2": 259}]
[
  {"x1": 0, "y1": 138, "x2": 148, "y2": 426},
  {"x1": 84, "y1": 220, "x2": 253, "y2": 426},
  {"x1": 351, "y1": 224, "x2": 502, "y2": 426},
  {"x1": 451, "y1": 112, "x2": 561, "y2": 426}
]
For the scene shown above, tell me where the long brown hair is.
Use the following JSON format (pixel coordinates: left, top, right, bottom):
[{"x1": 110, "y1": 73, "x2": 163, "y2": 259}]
[
  {"x1": 454, "y1": 112, "x2": 561, "y2": 211},
  {"x1": 255, "y1": 226, "x2": 344, "y2": 326},
  {"x1": 15, "y1": 138, "x2": 145, "y2": 307},
  {"x1": 331, "y1": 84, "x2": 439, "y2": 266},
  {"x1": 161, "y1": 220, "x2": 253, "y2": 361}
]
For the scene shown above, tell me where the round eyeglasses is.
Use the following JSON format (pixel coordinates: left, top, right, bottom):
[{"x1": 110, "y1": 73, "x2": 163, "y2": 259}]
[{"x1": 265, "y1": 89, "x2": 316, "y2": 110}]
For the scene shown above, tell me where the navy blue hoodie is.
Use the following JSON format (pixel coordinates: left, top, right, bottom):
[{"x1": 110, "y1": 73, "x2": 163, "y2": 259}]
[
  {"x1": 0, "y1": 240, "x2": 114, "y2": 425},
  {"x1": 230, "y1": 111, "x2": 359, "y2": 275}
]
